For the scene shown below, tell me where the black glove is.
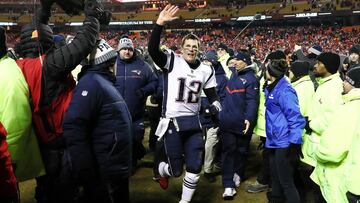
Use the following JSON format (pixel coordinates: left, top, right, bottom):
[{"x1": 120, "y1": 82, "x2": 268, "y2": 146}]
[
  {"x1": 304, "y1": 117, "x2": 312, "y2": 134},
  {"x1": 135, "y1": 89, "x2": 145, "y2": 100},
  {"x1": 287, "y1": 143, "x2": 303, "y2": 165},
  {"x1": 84, "y1": 1, "x2": 112, "y2": 25},
  {"x1": 346, "y1": 191, "x2": 360, "y2": 203},
  {"x1": 203, "y1": 104, "x2": 220, "y2": 127},
  {"x1": 98, "y1": 10, "x2": 112, "y2": 26}
]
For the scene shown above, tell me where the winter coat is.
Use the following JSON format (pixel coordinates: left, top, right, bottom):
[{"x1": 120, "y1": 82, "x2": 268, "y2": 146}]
[
  {"x1": 63, "y1": 65, "x2": 132, "y2": 182},
  {"x1": 115, "y1": 55, "x2": 158, "y2": 120},
  {"x1": 200, "y1": 63, "x2": 228, "y2": 128},
  {"x1": 265, "y1": 77, "x2": 305, "y2": 148},
  {"x1": 0, "y1": 56, "x2": 44, "y2": 181},
  {"x1": 219, "y1": 67, "x2": 259, "y2": 134},
  {"x1": 253, "y1": 78, "x2": 266, "y2": 137},
  {"x1": 0, "y1": 122, "x2": 17, "y2": 198},
  {"x1": 344, "y1": 90, "x2": 360, "y2": 196},
  {"x1": 218, "y1": 53, "x2": 231, "y2": 78},
  {"x1": 302, "y1": 73, "x2": 343, "y2": 166},
  {"x1": 310, "y1": 88, "x2": 360, "y2": 203}
]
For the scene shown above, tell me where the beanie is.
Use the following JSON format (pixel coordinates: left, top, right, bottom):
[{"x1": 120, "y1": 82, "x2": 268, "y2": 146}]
[
  {"x1": 266, "y1": 50, "x2": 286, "y2": 61},
  {"x1": 203, "y1": 50, "x2": 218, "y2": 66},
  {"x1": 0, "y1": 27, "x2": 6, "y2": 58},
  {"x1": 308, "y1": 45, "x2": 322, "y2": 56},
  {"x1": 88, "y1": 39, "x2": 118, "y2": 65},
  {"x1": 268, "y1": 59, "x2": 288, "y2": 78},
  {"x1": 217, "y1": 43, "x2": 228, "y2": 52},
  {"x1": 290, "y1": 61, "x2": 310, "y2": 79},
  {"x1": 349, "y1": 44, "x2": 360, "y2": 55},
  {"x1": 234, "y1": 52, "x2": 252, "y2": 65},
  {"x1": 117, "y1": 37, "x2": 134, "y2": 51},
  {"x1": 345, "y1": 67, "x2": 360, "y2": 88},
  {"x1": 316, "y1": 52, "x2": 340, "y2": 74}
]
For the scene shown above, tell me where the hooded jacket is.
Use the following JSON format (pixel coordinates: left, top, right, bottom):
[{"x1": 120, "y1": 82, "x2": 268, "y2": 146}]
[
  {"x1": 115, "y1": 54, "x2": 158, "y2": 121},
  {"x1": 63, "y1": 64, "x2": 132, "y2": 182},
  {"x1": 219, "y1": 67, "x2": 259, "y2": 134},
  {"x1": 302, "y1": 73, "x2": 343, "y2": 166},
  {"x1": 16, "y1": 16, "x2": 100, "y2": 144},
  {"x1": 0, "y1": 56, "x2": 44, "y2": 181},
  {"x1": 265, "y1": 77, "x2": 305, "y2": 148},
  {"x1": 200, "y1": 62, "x2": 227, "y2": 128},
  {"x1": 310, "y1": 88, "x2": 360, "y2": 203}
]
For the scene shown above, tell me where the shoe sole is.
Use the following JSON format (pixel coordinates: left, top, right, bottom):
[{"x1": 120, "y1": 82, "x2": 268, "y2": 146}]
[
  {"x1": 246, "y1": 187, "x2": 268, "y2": 193},
  {"x1": 223, "y1": 196, "x2": 234, "y2": 200}
]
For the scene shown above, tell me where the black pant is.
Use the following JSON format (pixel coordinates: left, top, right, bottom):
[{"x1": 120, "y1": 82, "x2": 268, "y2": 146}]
[
  {"x1": 153, "y1": 140, "x2": 166, "y2": 178},
  {"x1": 269, "y1": 148, "x2": 300, "y2": 203},
  {"x1": 35, "y1": 139, "x2": 64, "y2": 203},
  {"x1": 147, "y1": 105, "x2": 161, "y2": 151},
  {"x1": 81, "y1": 178, "x2": 129, "y2": 203},
  {"x1": 257, "y1": 137, "x2": 271, "y2": 185}
]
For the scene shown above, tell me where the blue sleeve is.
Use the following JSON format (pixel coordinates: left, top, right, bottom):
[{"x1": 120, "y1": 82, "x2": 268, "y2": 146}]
[
  {"x1": 140, "y1": 62, "x2": 158, "y2": 97},
  {"x1": 279, "y1": 89, "x2": 305, "y2": 144},
  {"x1": 217, "y1": 76, "x2": 228, "y2": 102},
  {"x1": 245, "y1": 77, "x2": 260, "y2": 124},
  {"x1": 62, "y1": 77, "x2": 101, "y2": 178}
]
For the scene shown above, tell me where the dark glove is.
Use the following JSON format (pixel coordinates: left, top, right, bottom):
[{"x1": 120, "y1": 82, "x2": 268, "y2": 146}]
[
  {"x1": 346, "y1": 191, "x2": 360, "y2": 203},
  {"x1": 203, "y1": 104, "x2": 220, "y2": 127},
  {"x1": 84, "y1": 1, "x2": 104, "y2": 19},
  {"x1": 98, "y1": 10, "x2": 112, "y2": 26},
  {"x1": 287, "y1": 143, "x2": 303, "y2": 165},
  {"x1": 304, "y1": 117, "x2": 312, "y2": 134},
  {"x1": 135, "y1": 89, "x2": 145, "y2": 100}
]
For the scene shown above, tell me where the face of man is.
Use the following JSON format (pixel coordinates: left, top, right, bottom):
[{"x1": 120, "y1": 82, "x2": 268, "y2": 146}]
[
  {"x1": 234, "y1": 59, "x2": 247, "y2": 71},
  {"x1": 217, "y1": 47, "x2": 227, "y2": 58},
  {"x1": 227, "y1": 58, "x2": 237, "y2": 68},
  {"x1": 182, "y1": 39, "x2": 199, "y2": 63},
  {"x1": 343, "y1": 80, "x2": 354, "y2": 94},
  {"x1": 349, "y1": 53, "x2": 359, "y2": 63},
  {"x1": 119, "y1": 48, "x2": 134, "y2": 60},
  {"x1": 313, "y1": 61, "x2": 328, "y2": 78}
]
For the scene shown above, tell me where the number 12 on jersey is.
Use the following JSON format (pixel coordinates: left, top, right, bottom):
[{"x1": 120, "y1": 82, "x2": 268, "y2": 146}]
[{"x1": 175, "y1": 78, "x2": 202, "y2": 104}]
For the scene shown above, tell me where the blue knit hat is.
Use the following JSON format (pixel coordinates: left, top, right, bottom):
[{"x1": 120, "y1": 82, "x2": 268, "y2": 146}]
[
  {"x1": 203, "y1": 50, "x2": 218, "y2": 65},
  {"x1": 234, "y1": 52, "x2": 252, "y2": 65},
  {"x1": 308, "y1": 45, "x2": 322, "y2": 56}
]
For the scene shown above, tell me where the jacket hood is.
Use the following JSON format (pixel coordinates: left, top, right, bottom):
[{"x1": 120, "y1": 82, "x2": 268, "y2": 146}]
[{"x1": 78, "y1": 63, "x2": 116, "y2": 83}]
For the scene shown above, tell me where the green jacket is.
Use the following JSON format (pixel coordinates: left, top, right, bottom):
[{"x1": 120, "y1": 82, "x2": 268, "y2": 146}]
[
  {"x1": 253, "y1": 78, "x2": 266, "y2": 137},
  {"x1": 302, "y1": 73, "x2": 343, "y2": 166},
  {"x1": 218, "y1": 53, "x2": 231, "y2": 78},
  {"x1": 310, "y1": 88, "x2": 360, "y2": 203},
  {"x1": 344, "y1": 89, "x2": 360, "y2": 196},
  {"x1": 0, "y1": 56, "x2": 45, "y2": 181}
]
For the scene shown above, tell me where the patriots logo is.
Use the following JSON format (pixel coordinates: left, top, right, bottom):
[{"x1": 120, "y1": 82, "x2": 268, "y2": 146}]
[
  {"x1": 240, "y1": 78, "x2": 247, "y2": 84},
  {"x1": 132, "y1": 70, "x2": 141, "y2": 75},
  {"x1": 81, "y1": 90, "x2": 88, "y2": 96}
]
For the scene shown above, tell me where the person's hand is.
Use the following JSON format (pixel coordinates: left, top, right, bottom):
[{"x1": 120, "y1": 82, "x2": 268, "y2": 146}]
[
  {"x1": 156, "y1": 5, "x2": 179, "y2": 26},
  {"x1": 243, "y1": 120, "x2": 250, "y2": 134},
  {"x1": 136, "y1": 89, "x2": 145, "y2": 99},
  {"x1": 84, "y1": 0, "x2": 104, "y2": 20}
]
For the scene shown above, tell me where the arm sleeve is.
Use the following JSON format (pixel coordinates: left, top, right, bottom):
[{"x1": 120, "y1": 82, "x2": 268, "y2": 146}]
[
  {"x1": 279, "y1": 89, "x2": 305, "y2": 144},
  {"x1": 62, "y1": 79, "x2": 101, "y2": 179},
  {"x1": 148, "y1": 24, "x2": 169, "y2": 69},
  {"x1": 204, "y1": 87, "x2": 220, "y2": 104},
  {"x1": 43, "y1": 16, "x2": 100, "y2": 80},
  {"x1": 217, "y1": 76, "x2": 228, "y2": 102},
  {"x1": 245, "y1": 79, "x2": 260, "y2": 124},
  {"x1": 140, "y1": 62, "x2": 158, "y2": 97},
  {"x1": 315, "y1": 106, "x2": 356, "y2": 163}
]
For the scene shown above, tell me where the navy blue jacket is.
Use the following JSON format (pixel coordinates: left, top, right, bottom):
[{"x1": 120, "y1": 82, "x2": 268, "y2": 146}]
[
  {"x1": 63, "y1": 65, "x2": 132, "y2": 182},
  {"x1": 115, "y1": 55, "x2": 158, "y2": 120},
  {"x1": 265, "y1": 77, "x2": 305, "y2": 148},
  {"x1": 219, "y1": 67, "x2": 259, "y2": 134},
  {"x1": 200, "y1": 63, "x2": 228, "y2": 128}
]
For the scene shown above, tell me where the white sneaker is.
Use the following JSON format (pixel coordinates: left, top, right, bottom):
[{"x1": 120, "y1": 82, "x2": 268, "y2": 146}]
[
  {"x1": 179, "y1": 200, "x2": 189, "y2": 203},
  {"x1": 233, "y1": 173, "x2": 241, "y2": 188},
  {"x1": 158, "y1": 162, "x2": 167, "y2": 177},
  {"x1": 222, "y1": 188, "x2": 236, "y2": 200}
]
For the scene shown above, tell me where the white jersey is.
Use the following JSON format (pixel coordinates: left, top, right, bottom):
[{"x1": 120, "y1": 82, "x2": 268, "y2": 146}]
[{"x1": 161, "y1": 50, "x2": 217, "y2": 118}]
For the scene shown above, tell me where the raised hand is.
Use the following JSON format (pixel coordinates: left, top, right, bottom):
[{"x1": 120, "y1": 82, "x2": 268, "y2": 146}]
[{"x1": 156, "y1": 5, "x2": 179, "y2": 26}]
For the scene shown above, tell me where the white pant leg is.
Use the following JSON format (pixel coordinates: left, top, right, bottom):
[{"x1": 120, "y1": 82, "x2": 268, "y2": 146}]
[{"x1": 203, "y1": 127, "x2": 219, "y2": 173}]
